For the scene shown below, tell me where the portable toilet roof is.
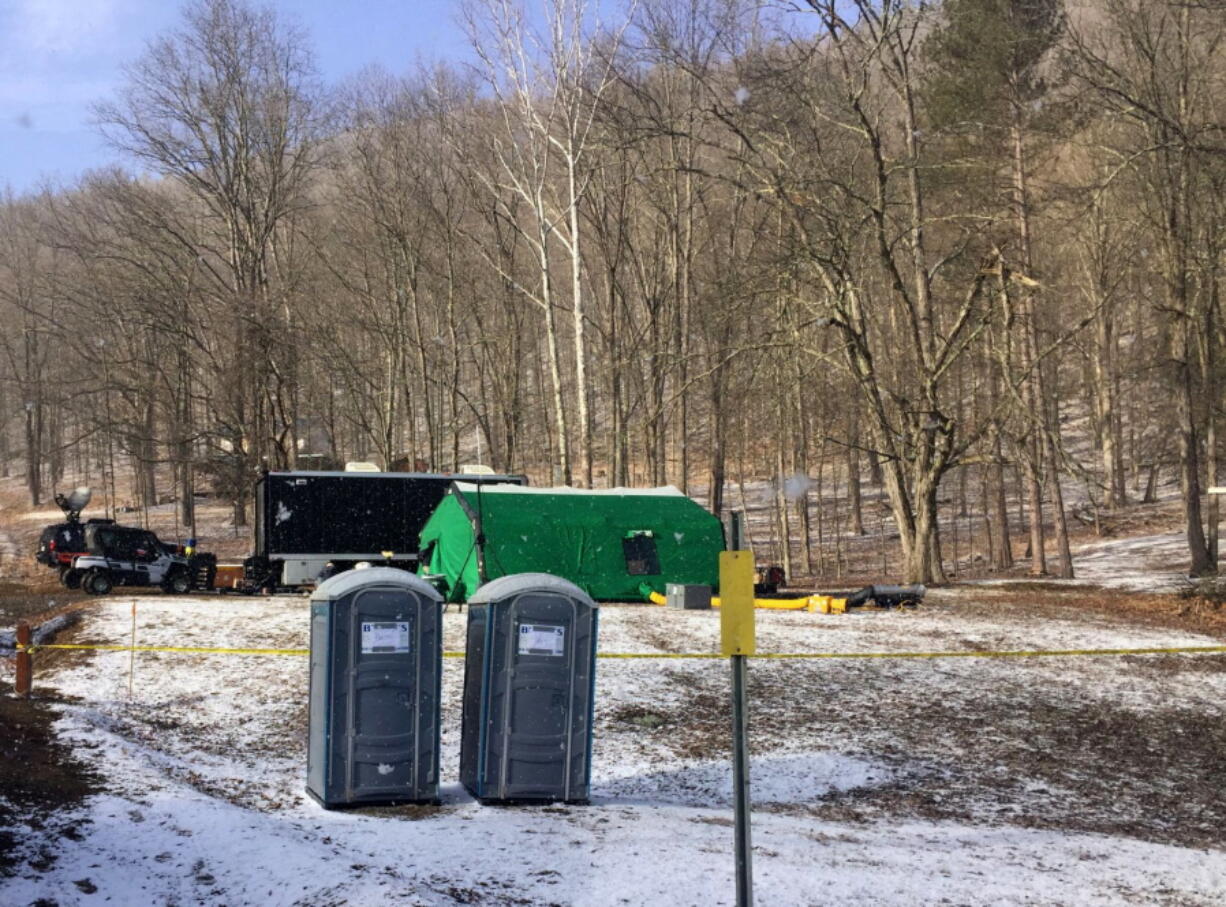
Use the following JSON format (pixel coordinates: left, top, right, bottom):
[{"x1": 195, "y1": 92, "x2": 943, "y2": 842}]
[
  {"x1": 311, "y1": 565, "x2": 442, "y2": 602},
  {"x1": 418, "y1": 484, "x2": 724, "y2": 602},
  {"x1": 468, "y1": 572, "x2": 597, "y2": 608}
]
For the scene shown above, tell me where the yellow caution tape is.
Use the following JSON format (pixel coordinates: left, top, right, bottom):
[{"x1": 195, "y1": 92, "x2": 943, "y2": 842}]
[
  {"x1": 597, "y1": 645, "x2": 1226, "y2": 660},
  {"x1": 19, "y1": 642, "x2": 458, "y2": 657},
  {"x1": 20, "y1": 642, "x2": 309, "y2": 656},
  {"x1": 16, "y1": 643, "x2": 1226, "y2": 660}
]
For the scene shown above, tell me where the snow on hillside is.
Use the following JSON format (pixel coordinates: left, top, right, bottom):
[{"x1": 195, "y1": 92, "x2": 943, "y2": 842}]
[
  {"x1": 960, "y1": 530, "x2": 1198, "y2": 593},
  {"x1": 1066, "y1": 531, "x2": 1199, "y2": 592}
]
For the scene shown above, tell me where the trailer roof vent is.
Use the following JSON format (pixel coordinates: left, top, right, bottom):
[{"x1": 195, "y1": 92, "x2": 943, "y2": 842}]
[
  {"x1": 343, "y1": 461, "x2": 381, "y2": 473},
  {"x1": 459, "y1": 464, "x2": 495, "y2": 475}
]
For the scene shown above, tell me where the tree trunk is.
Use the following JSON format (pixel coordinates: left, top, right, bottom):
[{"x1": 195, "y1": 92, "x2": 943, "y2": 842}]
[
  {"x1": 775, "y1": 443, "x2": 792, "y2": 582},
  {"x1": 24, "y1": 398, "x2": 41, "y2": 507},
  {"x1": 1025, "y1": 452, "x2": 1046, "y2": 574},
  {"x1": 1092, "y1": 290, "x2": 1127, "y2": 508},
  {"x1": 989, "y1": 426, "x2": 1013, "y2": 569},
  {"x1": 0, "y1": 380, "x2": 9, "y2": 478},
  {"x1": 708, "y1": 362, "x2": 729, "y2": 518},
  {"x1": 847, "y1": 405, "x2": 864, "y2": 535},
  {"x1": 567, "y1": 150, "x2": 592, "y2": 489},
  {"x1": 908, "y1": 478, "x2": 942, "y2": 585},
  {"x1": 1044, "y1": 428, "x2": 1074, "y2": 578},
  {"x1": 1175, "y1": 320, "x2": 1212, "y2": 574},
  {"x1": 537, "y1": 216, "x2": 571, "y2": 486},
  {"x1": 1204, "y1": 263, "x2": 1220, "y2": 565}
]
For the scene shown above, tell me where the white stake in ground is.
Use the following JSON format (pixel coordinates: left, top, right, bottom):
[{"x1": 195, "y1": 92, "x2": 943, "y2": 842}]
[{"x1": 128, "y1": 599, "x2": 137, "y2": 699}]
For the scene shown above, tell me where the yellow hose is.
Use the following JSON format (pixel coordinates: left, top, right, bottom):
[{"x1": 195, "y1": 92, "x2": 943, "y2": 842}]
[{"x1": 646, "y1": 590, "x2": 846, "y2": 613}]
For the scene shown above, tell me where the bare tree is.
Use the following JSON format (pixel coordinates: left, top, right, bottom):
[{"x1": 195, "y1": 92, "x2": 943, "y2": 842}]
[
  {"x1": 463, "y1": 0, "x2": 633, "y2": 487},
  {"x1": 1070, "y1": 0, "x2": 1226, "y2": 574},
  {"x1": 95, "y1": 0, "x2": 325, "y2": 521},
  {"x1": 0, "y1": 197, "x2": 54, "y2": 506}
]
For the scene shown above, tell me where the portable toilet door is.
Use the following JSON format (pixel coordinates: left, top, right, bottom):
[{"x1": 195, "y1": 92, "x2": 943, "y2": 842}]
[{"x1": 461, "y1": 573, "x2": 598, "y2": 804}]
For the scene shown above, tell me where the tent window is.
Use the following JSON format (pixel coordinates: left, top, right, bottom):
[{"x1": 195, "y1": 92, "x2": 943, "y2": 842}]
[{"x1": 622, "y1": 532, "x2": 660, "y2": 575}]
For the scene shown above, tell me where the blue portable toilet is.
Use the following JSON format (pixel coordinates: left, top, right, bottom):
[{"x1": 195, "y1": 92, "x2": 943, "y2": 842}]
[{"x1": 307, "y1": 567, "x2": 443, "y2": 807}]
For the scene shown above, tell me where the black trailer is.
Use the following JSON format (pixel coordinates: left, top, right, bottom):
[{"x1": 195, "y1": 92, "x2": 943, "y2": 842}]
[{"x1": 246, "y1": 470, "x2": 527, "y2": 588}]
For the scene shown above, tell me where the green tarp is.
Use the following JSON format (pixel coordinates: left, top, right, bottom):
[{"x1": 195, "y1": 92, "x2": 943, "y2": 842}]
[{"x1": 417, "y1": 483, "x2": 724, "y2": 602}]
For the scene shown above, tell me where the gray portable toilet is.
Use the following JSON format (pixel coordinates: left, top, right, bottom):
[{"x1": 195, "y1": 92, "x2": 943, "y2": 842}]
[
  {"x1": 461, "y1": 573, "x2": 598, "y2": 804},
  {"x1": 307, "y1": 567, "x2": 443, "y2": 808}
]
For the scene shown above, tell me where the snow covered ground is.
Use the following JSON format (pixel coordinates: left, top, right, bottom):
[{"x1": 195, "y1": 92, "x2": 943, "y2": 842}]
[
  {"x1": 1064, "y1": 531, "x2": 1200, "y2": 592},
  {"x1": 3, "y1": 592, "x2": 1225, "y2": 905},
  {"x1": 959, "y1": 529, "x2": 1199, "y2": 593}
]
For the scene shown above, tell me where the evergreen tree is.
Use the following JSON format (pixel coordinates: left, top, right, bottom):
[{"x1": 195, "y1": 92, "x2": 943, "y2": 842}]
[{"x1": 925, "y1": 0, "x2": 1065, "y2": 134}]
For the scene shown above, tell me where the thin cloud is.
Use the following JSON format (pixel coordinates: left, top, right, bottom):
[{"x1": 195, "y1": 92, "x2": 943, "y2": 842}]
[
  {"x1": 0, "y1": 1, "x2": 156, "y2": 122},
  {"x1": 8, "y1": 0, "x2": 125, "y2": 54}
]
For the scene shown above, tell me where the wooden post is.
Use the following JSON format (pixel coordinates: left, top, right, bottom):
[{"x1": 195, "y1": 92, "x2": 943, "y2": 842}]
[{"x1": 15, "y1": 621, "x2": 32, "y2": 697}]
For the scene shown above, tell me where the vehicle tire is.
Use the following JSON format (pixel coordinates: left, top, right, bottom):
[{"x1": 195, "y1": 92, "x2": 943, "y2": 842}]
[
  {"x1": 164, "y1": 570, "x2": 192, "y2": 595},
  {"x1": 59, "y1": 567, "x2": 83, "y2": 590},
  {"x1": 84, "y1": 569, "x2": 113, "y2": 596}
]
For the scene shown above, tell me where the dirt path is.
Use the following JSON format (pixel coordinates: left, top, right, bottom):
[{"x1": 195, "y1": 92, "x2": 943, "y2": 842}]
[
  {"x1": 0, "y1": 526, "x2": 19, "y2": 573},
  {"x1": 0, "y1": 579, "x2": 89, "y2": 629}
]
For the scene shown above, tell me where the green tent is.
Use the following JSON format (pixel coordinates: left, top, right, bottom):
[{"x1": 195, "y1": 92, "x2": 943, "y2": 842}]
[{"x1": 417, "y1": 483, "x2": 724, "y2": 602}]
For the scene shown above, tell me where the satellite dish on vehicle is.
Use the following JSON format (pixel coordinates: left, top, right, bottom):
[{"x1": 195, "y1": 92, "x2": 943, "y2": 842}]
[
  {"x1": 55, "y1": 487, "x2": 92, "y2": 520},
  {"x1": 65, "y1": 487, "x2": 92, "y2": 512}
]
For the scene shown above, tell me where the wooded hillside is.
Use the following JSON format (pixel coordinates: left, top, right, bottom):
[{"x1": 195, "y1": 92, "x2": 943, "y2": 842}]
[{"x1": 2, "y1": 0, "x2": 1223, "y2": 583}]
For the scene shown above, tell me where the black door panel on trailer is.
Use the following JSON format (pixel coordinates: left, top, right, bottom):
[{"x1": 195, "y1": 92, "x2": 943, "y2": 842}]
[{"x1": 250, "y1": 470, "x2": 527, "y2": 587}]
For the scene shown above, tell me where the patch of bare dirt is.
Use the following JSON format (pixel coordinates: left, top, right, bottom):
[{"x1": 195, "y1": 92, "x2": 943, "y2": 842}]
[
  {"x1": 0, "y1": 693, "x2": 100, "y2": 877},
  {"x1": 797, "y1": 698, "x2": 1226, "y2": 850},
  {"x1": 953, "y1": 585, "x2": 1226, "y2": 639},
  {"x1": 608, "y1": 703, "x2": 673, "y2": 731},
  {"x1": 0, "y1": 579, "x2": 89, "y2": 628},
  {"x1": 607, "y1": 627, "x2": 1226, "y2": 851},
  {"x1": 791, "y1": 657, "x2": 1223, "y2": 850}
]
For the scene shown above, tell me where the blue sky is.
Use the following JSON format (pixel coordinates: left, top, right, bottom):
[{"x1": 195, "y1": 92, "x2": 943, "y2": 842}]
[{"x1": 0, "y1": 0, "x2": 473, "y2": 195}]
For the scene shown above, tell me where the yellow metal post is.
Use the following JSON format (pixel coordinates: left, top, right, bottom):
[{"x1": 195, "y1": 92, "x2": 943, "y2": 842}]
[
  {"x1": 720, "y1": 550, "x2": 755, "y2": 905},
  {"x1": 720, "y1": 551, "x2": 756, "y2": 657}
]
